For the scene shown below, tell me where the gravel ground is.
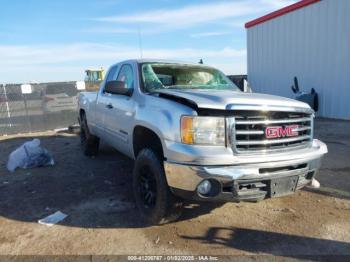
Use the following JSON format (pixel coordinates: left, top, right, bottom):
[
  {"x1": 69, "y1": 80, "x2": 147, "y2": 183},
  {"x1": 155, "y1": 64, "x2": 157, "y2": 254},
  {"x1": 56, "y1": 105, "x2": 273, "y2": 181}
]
[{"x1": 0, "y1": 118, "x2": 349, "y2": 259}]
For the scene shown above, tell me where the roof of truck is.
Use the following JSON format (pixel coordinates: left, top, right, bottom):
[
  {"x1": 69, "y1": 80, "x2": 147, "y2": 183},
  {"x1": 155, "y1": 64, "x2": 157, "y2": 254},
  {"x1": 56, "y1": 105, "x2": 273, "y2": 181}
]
[{"x1": 118, "y1": 59, "x2": 208, "y2": 66}]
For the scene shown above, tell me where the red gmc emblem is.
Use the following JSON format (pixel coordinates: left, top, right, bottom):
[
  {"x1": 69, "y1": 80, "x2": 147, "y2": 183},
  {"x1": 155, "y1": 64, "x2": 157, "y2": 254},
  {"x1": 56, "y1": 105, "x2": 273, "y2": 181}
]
[{"x1": 265, "y1": 125, "x2": 299, "y2": 139}]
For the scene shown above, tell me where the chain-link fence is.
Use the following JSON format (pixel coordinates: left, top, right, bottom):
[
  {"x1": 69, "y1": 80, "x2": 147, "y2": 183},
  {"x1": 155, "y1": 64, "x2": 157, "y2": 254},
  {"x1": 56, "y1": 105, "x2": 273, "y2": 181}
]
[{"x1": 0, "y1": 82, "x2": 81, "y2": 135}]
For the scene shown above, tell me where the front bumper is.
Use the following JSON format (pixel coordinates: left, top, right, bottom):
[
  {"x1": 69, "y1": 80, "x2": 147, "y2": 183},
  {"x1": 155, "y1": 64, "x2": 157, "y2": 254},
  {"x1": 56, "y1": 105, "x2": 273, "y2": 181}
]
[{"x1": 164, "y1": 139, "x2": 327, "y2": 202}]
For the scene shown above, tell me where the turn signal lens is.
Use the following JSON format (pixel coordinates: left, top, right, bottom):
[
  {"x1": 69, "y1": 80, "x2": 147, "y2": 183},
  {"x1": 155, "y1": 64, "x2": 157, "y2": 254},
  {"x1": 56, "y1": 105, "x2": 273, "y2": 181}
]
[{"x1": 181, "y1": 116, "x2": 194, "y2": 144}]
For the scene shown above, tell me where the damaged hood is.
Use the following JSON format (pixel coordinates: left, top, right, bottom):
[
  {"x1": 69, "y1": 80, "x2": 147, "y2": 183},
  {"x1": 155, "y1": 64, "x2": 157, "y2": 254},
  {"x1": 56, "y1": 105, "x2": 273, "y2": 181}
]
[{"x1": 155, "y1": 89, "x2": 312, "y2": 111}]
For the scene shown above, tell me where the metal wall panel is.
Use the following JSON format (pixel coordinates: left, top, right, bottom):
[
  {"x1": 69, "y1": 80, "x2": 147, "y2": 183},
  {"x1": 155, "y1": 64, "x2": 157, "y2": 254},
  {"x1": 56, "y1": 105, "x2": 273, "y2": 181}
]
[{"x1": 247, "y1": 0, "x2": 350, "y2": 119}]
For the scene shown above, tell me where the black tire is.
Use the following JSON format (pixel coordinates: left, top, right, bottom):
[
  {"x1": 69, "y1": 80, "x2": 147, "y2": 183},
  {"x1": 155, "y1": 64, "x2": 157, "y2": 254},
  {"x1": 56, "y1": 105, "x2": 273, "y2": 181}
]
[
  {"x1": 133, "y1": 148, "x2": 183, "y2": 225},
  {"x1": 80, "y1": 113, "x2": 99, "y2": 156}
]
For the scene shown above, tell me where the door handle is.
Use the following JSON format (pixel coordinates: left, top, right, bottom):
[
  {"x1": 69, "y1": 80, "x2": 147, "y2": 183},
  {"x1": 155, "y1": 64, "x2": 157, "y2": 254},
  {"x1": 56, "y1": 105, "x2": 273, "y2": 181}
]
[{"x1": 106, "y1": 104, "x2": 113, "y2": 109}]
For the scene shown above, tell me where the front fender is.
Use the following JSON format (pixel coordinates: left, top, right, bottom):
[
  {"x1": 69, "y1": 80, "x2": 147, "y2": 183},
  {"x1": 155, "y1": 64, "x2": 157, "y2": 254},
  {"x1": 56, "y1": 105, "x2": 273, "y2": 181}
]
[{"x1": 133, "y1": 95, "x2": 196, "y2": 158}]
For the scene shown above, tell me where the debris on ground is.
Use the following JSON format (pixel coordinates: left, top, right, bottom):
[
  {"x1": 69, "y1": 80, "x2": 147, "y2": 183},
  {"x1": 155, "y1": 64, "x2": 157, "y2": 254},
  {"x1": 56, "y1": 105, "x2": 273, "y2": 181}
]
[
  {"x1": 54, "y1": 127, "x2": 69, "y2": 133},
  {"x1": 68, "y1": 124, "x2": 81, "y2": 134},
  {"x1": 38, "y1": 211, "x2": 68, "y2": 226},
  {"x1": 104, "y1": 180, "x2": 112, "y2": 185},
  {"x1": 272, "y1": 208, "x2": 296, "y2": 213},
  {"x1": 155, "y1": 236, "x2": 160, "y2": 244},
  {"x1": 310, "y1": 178, "x2": 321, "y2": 189},
  {"x1": 6, "y1": 139, "x2": 54, "y2": 172}
]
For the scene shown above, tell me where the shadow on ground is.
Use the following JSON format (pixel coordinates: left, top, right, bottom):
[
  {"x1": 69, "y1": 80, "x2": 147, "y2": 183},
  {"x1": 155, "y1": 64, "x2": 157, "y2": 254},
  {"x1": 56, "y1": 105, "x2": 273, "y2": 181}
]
[
  {"x1": 0, "y1": 134, "x2": 223, "y2": 228},
  {"x1": 303, "y1": 187, "x2": 350, "y2": 200},
  {"x1": 182, "y1": 227, "x2": 350, "y2": 257}
]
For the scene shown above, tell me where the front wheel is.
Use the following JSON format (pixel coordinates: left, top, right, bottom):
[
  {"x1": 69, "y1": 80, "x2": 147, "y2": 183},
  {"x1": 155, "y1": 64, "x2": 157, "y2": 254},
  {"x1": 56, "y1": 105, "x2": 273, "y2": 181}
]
[{"x1": 133, "y1": 148, "x2": 183, "y2": 225}]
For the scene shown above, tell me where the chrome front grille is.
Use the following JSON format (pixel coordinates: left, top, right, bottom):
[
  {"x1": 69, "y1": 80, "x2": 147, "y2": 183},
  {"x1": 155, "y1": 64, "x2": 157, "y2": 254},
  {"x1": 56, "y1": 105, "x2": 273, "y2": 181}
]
[{"x1": 229, "y1": 111, "x2": 313, "y2": 154}]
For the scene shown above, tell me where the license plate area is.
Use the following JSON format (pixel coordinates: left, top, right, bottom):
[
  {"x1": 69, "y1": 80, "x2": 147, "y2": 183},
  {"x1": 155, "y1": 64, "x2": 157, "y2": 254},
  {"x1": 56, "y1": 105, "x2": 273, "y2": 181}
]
[{"x1": 270, "y1": 176, "x2": 299, "y2": 198}]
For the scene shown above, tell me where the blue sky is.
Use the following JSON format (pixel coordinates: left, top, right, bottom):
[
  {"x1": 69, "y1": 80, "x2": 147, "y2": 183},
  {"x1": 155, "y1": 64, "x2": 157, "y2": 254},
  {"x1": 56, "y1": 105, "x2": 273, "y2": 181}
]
[{"x1": 0, "y1": 0, "x2": 295, "y2": 83}]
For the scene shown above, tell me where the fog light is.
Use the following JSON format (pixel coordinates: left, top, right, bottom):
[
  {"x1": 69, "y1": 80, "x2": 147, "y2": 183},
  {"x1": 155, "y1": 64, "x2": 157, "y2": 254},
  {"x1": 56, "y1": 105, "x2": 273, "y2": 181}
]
[{"x1": 197, "y1": 180, "x2": 212, "y2": 195}]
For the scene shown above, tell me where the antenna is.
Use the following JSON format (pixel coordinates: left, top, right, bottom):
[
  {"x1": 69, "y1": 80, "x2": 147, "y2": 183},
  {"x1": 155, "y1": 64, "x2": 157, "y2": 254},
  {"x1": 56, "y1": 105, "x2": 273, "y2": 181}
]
[{"x1": 137, "y1": 25, "x2": 143, "y2": 59}]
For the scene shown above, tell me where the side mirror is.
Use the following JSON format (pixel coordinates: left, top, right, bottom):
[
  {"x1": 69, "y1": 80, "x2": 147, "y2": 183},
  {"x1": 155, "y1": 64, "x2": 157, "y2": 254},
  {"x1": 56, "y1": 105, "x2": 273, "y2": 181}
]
[{"x1": 104, "y1": 80, "x2": 133, "y2": 96}]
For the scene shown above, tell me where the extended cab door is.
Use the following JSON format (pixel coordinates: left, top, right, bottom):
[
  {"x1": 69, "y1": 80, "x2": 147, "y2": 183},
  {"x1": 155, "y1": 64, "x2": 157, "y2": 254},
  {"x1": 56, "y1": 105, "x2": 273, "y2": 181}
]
[
  {"x1": 103, "y1": 63, "x2": 136, "y2": 157},
  {"x1": 93, "y1": 65, "x2": 119, "y2": 138}
]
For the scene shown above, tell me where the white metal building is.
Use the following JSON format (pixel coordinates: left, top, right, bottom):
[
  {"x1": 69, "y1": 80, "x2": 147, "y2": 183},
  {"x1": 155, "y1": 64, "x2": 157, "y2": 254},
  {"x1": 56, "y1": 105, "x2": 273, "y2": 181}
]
[{"x1": 246, "y1": 0, "x2": 350, "y2": 119}]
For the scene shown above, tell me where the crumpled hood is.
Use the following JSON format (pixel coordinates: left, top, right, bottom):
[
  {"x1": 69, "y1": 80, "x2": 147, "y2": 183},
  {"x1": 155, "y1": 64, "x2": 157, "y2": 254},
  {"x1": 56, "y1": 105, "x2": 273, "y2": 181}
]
[{"x1": 156, "y1": 89, "x2": 311, "y2": 111}]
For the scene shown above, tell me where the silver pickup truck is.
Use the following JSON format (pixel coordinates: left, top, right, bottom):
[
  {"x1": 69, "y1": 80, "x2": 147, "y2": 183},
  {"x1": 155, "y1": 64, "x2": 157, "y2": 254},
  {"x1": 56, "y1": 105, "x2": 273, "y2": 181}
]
[{"x1": 78, "y1": 59, "x2": 327, "y2": 224}]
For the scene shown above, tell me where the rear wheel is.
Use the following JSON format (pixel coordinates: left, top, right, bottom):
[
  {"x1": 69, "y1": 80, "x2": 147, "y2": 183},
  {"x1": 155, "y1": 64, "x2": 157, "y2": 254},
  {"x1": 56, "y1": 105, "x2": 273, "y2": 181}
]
[
  {"x1": 133, "y1": 148, "x2": 183, "y2": 225},
  {"x1": 80, "y1": 113, "x2": 99, "y2": 156}
]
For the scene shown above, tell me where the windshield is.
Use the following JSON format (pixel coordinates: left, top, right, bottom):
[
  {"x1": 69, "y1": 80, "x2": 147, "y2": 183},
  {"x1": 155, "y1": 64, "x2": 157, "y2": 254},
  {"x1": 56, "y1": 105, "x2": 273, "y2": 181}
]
[{"x1": 141, "y1": 63, "x2": 239, "y2": 92}]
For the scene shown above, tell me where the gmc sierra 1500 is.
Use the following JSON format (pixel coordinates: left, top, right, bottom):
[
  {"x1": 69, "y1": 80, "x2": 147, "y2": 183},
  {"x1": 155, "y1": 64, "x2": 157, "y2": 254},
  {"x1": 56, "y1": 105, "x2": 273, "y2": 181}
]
[{"x1": 78, "y1": 59, "x2": 327, "y2": 224}]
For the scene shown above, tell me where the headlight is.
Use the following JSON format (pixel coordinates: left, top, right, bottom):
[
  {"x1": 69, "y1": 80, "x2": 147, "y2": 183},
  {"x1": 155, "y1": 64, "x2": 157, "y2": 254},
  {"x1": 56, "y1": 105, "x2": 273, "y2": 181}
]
[{"x1": 181, "y1": 116, "x2": 225, "y2": 145}]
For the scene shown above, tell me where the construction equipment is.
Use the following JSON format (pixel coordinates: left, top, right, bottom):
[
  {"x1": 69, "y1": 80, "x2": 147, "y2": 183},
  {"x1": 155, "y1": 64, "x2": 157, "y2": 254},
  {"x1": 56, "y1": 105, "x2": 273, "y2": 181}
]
[
  {"x1": 84, "y1": 68, "x2": 105, "y2": 91},
  {"x1": 291, "y1": 77, "x2": 319, "y2": 112}
]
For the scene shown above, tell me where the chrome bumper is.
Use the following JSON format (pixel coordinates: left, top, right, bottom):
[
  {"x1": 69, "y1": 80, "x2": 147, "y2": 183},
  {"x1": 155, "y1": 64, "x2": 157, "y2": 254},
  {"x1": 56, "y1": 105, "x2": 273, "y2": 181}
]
[{"x1": 164, "y1": 139, "x2": 327, "y2": 202}]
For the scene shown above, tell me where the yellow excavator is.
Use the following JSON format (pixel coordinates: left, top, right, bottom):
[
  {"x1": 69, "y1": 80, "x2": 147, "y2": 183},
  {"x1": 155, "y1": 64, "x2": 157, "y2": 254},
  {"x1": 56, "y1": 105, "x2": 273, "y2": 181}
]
[{"x1": 84, "y1": 68, "x2": 105, "y2": 91}]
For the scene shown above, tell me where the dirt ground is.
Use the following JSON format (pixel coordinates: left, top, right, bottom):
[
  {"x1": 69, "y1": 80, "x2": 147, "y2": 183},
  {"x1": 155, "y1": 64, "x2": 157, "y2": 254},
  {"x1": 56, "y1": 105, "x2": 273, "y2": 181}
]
[{"x1": 0, "y1": 118, "x2": 349, "y2": 259}]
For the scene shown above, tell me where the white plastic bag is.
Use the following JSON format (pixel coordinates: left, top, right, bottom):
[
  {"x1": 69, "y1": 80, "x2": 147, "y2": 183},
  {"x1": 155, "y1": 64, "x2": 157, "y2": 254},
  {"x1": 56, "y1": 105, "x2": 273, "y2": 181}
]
[
  {"x1": 6, "y1": 139, "x2": 54, "y2": 172},
  {"x1": 38, "y1": 211, "x2": 67, "y2": 226}
]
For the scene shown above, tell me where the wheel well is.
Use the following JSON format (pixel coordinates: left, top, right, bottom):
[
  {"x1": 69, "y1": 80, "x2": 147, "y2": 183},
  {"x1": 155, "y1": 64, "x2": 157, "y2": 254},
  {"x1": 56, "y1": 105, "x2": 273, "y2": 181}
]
[{"x1": 133, "y1": 126, "x2": 164, "y2": 160}]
